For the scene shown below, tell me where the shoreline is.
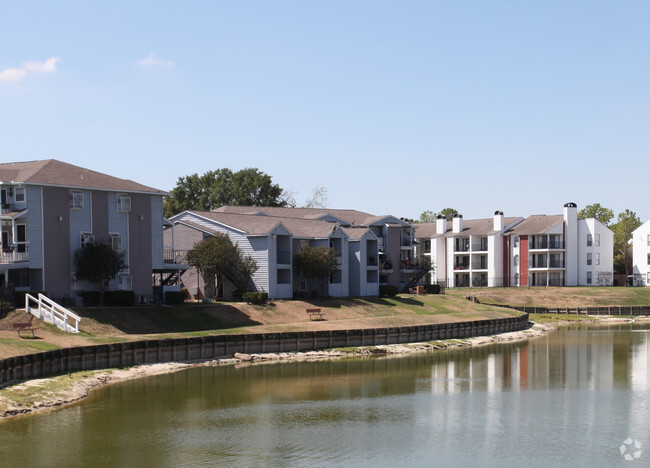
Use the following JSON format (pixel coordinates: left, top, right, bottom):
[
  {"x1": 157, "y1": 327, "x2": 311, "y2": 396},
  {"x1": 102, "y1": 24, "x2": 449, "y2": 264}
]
[{"x1": 0, "y1": 316, "x2": 642, "y2": 420}]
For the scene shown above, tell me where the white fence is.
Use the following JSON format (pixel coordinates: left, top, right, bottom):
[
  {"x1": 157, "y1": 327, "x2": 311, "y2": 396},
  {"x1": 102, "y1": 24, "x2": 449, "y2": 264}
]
[{"x1": 25, "y1": 293, "x2": 81, "y2": 333}]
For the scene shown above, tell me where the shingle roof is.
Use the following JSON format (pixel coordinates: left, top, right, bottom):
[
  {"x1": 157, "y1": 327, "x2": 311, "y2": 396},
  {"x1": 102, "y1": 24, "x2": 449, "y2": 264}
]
[
  {"x1": 506, "y1": 215, "x2": 564, "y2": 235},
  {"x1": 340, "y1": 226, "x2": 374, "y2": 241},
  {"x1": 185, "y1": 211, "x2": 343, "y2": 238},
  {"x1": 213, "y1": 205, "x2": 409, "y2": 227},
  {"x1": 0, "y1": 159, "x2": 167, "y2": 195},
  {"x1": 415, "y1": 217, "x2": 523, "y2": 237}
]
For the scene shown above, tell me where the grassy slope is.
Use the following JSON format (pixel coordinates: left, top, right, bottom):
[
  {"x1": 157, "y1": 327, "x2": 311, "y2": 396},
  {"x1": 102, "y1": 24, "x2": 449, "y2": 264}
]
[
  {"x1": 445, "y1": 287, "x2": 650, "y2": 308},
  {"x1": 0, "y1": 295, "x2": 520, "y2": 359}
]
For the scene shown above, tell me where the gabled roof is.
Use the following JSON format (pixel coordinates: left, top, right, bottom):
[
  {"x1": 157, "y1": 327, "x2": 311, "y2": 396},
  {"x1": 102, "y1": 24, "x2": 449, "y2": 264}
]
[
  {"x1": 0, "y1": 159, "x2": 167, "y2": 195},
  {"x1": 213, "y1": 205, "x2": 410, "y2": 227},
  {"x1": 415, "y1": 217, "x2": 523, "y2": 237},
  {"x1": 180, "y1": 211, "x2": 344, "y2": 238},
  {"x1": 506, "y1": 215, "x2": 564, "y2": 235},
  {"x1": 340, "y1": 226, "x2": 376, "y2": 241}
]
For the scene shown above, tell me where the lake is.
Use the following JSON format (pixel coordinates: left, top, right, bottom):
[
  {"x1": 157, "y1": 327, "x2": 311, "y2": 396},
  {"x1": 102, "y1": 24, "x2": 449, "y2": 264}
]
[{"x1": 1, "y1": 322, "x2": 648, "y2": 467}]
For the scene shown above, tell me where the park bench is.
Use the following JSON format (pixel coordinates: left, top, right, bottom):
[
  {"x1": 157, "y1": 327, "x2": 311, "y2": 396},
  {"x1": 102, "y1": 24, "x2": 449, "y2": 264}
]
[
  {"x1": 306, "y1": 308, "x2": 325, "y2": 321},
  {"x1": 13, "y1": 322, "x2": 36, "y2": 338}
]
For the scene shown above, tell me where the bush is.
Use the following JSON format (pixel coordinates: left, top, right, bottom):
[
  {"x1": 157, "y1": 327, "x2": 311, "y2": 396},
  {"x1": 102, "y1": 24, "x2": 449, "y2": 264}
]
[
  {"x1": 379, "y1": 285, "x2": 398, "y2": 298},
  {"x1": 15, "y1": 291, "x2": 46, "y2": 308},
  {"x1": 81, "y1": 291, "x2": 102, "y2": 306},
  {"x1": 165, "y1": 291, "x2": 186, "y2": 305},
  {"x1": 103, "y1": 290, "x2": 135, "y2": 307},
  {"x1": 423, "y1": 284, "x2": 441, "y2": 294},
  {"x1": 242, "y1": 291, "x2": 268, "y2": 304}
]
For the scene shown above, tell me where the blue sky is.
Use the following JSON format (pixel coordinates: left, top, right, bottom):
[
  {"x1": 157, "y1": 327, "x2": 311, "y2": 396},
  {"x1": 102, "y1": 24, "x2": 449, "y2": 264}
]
[{"x1": 1, "y1": 1, "x2": 649, "y2": 222}]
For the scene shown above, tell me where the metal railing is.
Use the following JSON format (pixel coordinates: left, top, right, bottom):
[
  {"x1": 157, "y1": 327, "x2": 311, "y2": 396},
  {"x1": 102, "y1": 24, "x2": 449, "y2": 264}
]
[
  {"x1": 164, "y1": 249, "x2": 189, "y2": 264},
  {"x1": 25, "y1": 293, "x2": 81, "y2": 333}
]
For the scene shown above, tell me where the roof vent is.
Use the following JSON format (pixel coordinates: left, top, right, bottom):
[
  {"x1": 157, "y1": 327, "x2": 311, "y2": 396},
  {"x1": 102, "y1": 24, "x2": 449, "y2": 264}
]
[{"x1": 564, "y1": 202, "x2": 577, "y2": 208}]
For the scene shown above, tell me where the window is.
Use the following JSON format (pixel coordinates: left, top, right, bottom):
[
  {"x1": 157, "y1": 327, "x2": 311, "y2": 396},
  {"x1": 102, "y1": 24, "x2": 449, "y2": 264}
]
[
  {"x1": 514, "y1": 254, "x2": 519, "y2": 266},
  {"x1": 587, "y1": 271, "x2": 592, "y2": 284},
  {"x1": 595, "y1": 252, "x2": 600, "y2": 265},
  {"x1": 647, "y1": 273, "x2": 650, "y2": 284},
  {"x1": 14, "y1": 187, "x2": 25, "y2": 202},
  {"x1": 69, "y1": 190, "x2": 83, "y2": 209},
  {"x1": 110, "y1": 233, "x2": 122, "y2": 252},
  {"x1": 81, "y1": 232, "x2": 95, "y2": 249},
  {"x1": 595, "y1": 234, "x2": 600, "y2": 247},
  {"x1": 117, "y1": 194, "x2": 131, "y2": 212},
  {"x1": 587, "y1": 253, "x2": 592, "y2": 266},
  {"x1": 587, "y1": 234, "x2": 592, "y2": 247},
  {"x1": 647, "y1": 253, "x2": 650, "y2": 265},
  {"x1": 647, "y1": 234, "x2": 650, "y2": 247},
  {"x1": 513, "y1": 236, "x2": 519, "y2": 248},
  {"x1": 118, "y1": 275, "x2": 132, "y2": 290}
]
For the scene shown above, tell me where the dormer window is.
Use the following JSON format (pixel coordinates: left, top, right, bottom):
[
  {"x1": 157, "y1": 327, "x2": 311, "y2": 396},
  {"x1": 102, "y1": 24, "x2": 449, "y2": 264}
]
[
  {"x1": 117, "y1": 194, "x2": 131, "y2": 212},
  {"x1": 70, "y1": 190, "x2": 84, "y2": 209}
]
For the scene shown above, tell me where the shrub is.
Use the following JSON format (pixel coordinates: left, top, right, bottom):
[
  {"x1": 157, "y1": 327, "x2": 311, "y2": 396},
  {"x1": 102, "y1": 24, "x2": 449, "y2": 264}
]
[
  {"x1": 423, "y1": 284, "x2": 441, "y2": 294},
  {"x1": 165, "y1": 291, "x2": 186, "y2": 305},
  {"x1": 243, "y1": 291, "x2": 268, "y2": 304},
  {"x1": 379, "y1": 285, "x2": 398, "y2": 297},
  {"x1": 15, "y1": 291, "x2": 46, "y2": 308},
  {"x1": 103, "y1": 290, "x2": 135, "y2": 307},
  {"x1": 81, "y1": 291, "x2": 102, "y2": 306}
]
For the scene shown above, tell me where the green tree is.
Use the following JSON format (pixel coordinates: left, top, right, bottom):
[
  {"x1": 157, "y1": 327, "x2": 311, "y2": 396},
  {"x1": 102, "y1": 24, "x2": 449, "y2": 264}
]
[
  {"x1": 293, "y1": 242, "x2": 339, "y2": 298},
  {"x1": 578, "y1": 203, "x2": 614, "y2": 226},
  {"x1": 74, "y1": 241, "x2": 127, "y2": 302},
  {"x1": 164, "y1": 168, "x2": 285, "y2": 217},
  {"x1": 612, "y1": 209, "x2": 642, "y2": 275},
  {"x1": 419, "y1": 210, "x2": 437, "y2": 223},
  {"x1": 186, "y1": 233, "x2": 258, "y2": 299},
  {"x1": 438, "y1": 208, "x2": 459, "y2": 220}
]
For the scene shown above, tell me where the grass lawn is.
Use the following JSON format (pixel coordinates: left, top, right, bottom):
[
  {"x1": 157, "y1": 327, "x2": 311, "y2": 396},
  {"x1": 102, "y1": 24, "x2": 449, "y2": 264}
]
[{"x1": 445, "y1": 286, "x2": 650, "y2": 307}]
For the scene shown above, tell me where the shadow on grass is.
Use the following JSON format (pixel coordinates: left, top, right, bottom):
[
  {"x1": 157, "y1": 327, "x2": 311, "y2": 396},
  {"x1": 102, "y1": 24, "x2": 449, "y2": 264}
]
[{"x1": 79, "y1": 303, "x2": 262, "y2": 335}]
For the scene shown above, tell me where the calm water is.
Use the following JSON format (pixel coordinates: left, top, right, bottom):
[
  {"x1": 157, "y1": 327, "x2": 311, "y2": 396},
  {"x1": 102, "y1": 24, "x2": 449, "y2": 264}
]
[{"x1": 1, "y1": 323, "x2": 649, "y2": 467}]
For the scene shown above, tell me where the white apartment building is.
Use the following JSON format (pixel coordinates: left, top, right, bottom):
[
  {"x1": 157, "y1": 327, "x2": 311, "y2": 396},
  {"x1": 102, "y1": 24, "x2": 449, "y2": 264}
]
[
  {"x1": 416, "y1": 203, "x2": 614, "y2": 288},
  {"x1": 631, "y1": 220, "x2": 650, "y2": 286}
]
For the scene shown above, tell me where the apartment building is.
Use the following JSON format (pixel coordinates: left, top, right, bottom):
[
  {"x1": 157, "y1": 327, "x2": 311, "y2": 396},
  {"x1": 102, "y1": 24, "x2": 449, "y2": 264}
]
[
  {"x1": 631, "y1": 220, "x2": 650, "y2": 286},
  {"x1": 0, "y1": 159, "x2": 169, "y2": 300},
  {"x1": 415, "y1": 203, "x2": 614, "y2": 288},
  {"x1": 165, "y1": 210, "x2": 380, "y2": 299},
  {"x1": 415, "y1": 211, "x2": 524, "y2": 287},
  {"x1": 212, "y1": 206, "x2": 419, "y2": 292}
]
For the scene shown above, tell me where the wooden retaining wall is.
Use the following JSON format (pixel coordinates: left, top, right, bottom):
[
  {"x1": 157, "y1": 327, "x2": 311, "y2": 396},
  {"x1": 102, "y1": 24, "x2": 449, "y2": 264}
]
[
  {"x1": 489, "y1": 304, "x2": 650, "y2": 316},
  {"x1": 0, "y1": 314, "x2": 529, "y2": 386}
]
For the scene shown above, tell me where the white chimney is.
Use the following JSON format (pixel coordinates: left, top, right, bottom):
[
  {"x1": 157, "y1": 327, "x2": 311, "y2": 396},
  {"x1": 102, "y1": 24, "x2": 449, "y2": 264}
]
[
  {"x1": 494, "y1": 210, "x2": 504, "y2": 231},
  {"x1": 436, "y1": 215, "x2": 446, "y2": 234},
  {"x1": 452, "y1": 214, "x2": 463, "y2": 233},
  {"x1": 564, "y1": 202, "x2": 578, "y2": 286}
]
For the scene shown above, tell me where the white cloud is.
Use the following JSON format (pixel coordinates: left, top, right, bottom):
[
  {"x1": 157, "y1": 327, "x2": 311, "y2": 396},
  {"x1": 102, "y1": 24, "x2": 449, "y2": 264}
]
[
  {"x1": 0, "y1": 56, "x2": 60, "y2": 84},
  {"x1": 24, "y1": 57, "x2": 60, "y2": 73},
  {"x1": 138, "y1": 53, "x2": 174, "y2": 67},
  {"x1": 0, "y1": 68, "x2": 27, "y2": 82}
]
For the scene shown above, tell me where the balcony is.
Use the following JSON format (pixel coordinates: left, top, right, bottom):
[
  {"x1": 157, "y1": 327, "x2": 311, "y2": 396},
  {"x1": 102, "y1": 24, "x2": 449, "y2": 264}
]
[
  {"x1": 164, "y1": 249, "x2": 189, "y2": 264},
  {"x1": 277, "y1": 250, "x2": 291, "y2": 265},
  {"x1": 530, "y1": 239, "x2": 565, "y2": 250},
  {"x1": 0, "y1": 251, "x2": 28, "y2": 264},
  {"x1": 401, "y1": 236, "x2": 414, "y2": 247}
]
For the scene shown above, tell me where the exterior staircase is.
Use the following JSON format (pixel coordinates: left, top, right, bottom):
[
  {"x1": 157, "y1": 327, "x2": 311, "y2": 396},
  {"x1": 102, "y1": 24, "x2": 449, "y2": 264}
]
[{"x1": 25, "y1": 293, "x2": 81, "y2": 333}]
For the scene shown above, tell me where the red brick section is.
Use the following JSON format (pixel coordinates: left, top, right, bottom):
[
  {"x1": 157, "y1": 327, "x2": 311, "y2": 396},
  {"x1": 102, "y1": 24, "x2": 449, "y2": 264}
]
[{"x1": 520, "y1": 235, "x2": 529, "y2": 286}]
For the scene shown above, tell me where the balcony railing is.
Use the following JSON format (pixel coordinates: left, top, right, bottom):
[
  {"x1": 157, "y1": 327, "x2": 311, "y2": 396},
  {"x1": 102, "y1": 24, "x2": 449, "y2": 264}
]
[
  {"x1": 530, "y1": 240, "x2": 565, "y2": 249},
  {"x1": 164, "y1": 249, "x2": 189, "y2": 264},
  {"x1": 0, "y1": 251, "x2": 28, "y2": 263},
  {"x1": 401, "y1": 236, "x2": 414, "y2": 247},
  {"x1": 277, "y1": 250, "x2": 291, "y2": 264}
]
